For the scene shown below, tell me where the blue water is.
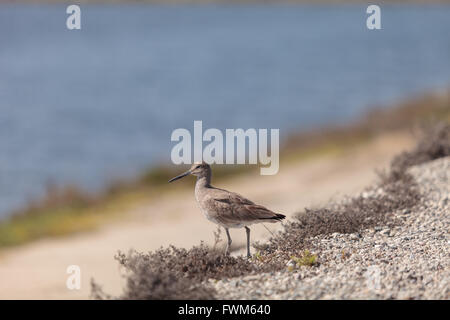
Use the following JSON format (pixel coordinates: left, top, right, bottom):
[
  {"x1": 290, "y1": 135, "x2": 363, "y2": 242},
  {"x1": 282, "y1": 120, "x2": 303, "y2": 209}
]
[{"x1": 0, "y1": 4, "x2": 449, "y2": 218}]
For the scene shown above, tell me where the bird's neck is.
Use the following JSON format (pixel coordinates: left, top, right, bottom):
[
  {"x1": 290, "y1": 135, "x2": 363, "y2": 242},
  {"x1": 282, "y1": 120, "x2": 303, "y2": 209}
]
[{"x1": 195, "y1": 175, "x2": 211, "y2": 189}]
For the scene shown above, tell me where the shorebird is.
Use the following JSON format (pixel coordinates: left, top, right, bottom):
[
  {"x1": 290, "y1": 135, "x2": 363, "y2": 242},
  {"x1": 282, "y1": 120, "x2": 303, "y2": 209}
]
[{"x1": 168, "y1": 162, "x2": 285, "y2": 258}]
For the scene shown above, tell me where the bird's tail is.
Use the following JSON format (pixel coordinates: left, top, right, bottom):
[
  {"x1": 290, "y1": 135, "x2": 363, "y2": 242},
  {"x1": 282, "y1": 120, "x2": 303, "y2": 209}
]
[
  {"x1": 273, "y1": 213, "x2": 286, "y2": 221},
  {"x1": 260, "y1": 213, "x2": 286, "y2": 222}
]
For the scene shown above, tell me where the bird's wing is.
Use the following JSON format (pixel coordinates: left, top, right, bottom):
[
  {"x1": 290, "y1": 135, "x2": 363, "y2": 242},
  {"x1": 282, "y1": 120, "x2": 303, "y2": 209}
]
[
  {"x1": 213, "y1": 189, "x2": 254, "y2": 205},
  {"x1": 204, "y1": 189, "x2": 279, "y2": 224}
]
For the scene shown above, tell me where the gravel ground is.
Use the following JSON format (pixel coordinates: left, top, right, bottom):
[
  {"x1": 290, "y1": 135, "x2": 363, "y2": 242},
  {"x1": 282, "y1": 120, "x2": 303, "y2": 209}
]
[{"x1": 210, "y1": 157, "x2": 450, "y2": 299}]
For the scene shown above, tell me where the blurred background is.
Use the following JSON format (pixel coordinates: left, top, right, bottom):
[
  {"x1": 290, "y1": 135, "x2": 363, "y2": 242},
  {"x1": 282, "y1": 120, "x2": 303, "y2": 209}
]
[{"x1": 0, "y1": 1, "x2": 449, "y2": 299}]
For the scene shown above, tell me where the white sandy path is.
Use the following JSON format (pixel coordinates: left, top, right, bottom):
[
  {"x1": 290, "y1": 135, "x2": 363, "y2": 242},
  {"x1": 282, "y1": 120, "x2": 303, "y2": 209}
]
[{"x1": 0, "y1": 132, "x2": 413, "y2": 299}]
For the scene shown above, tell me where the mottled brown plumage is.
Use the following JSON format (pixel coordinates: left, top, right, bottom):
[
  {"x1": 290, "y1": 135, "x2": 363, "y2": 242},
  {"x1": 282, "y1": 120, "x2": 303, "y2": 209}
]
[{"x1": 169, "y1": 162, "x2": 285, "y2": 258}]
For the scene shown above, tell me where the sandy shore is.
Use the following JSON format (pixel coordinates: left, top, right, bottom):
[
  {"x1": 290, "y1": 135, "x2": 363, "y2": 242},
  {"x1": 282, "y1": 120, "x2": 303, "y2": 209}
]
[{"x1": 0, "y1": 131, "x2": 414, "y2": 299}]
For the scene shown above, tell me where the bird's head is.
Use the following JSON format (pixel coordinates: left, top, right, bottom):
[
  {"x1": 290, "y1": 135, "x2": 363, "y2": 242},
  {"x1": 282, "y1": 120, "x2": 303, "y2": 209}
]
[{"x1": 168, "y1": 161, "x2": 211, "y2": 183}]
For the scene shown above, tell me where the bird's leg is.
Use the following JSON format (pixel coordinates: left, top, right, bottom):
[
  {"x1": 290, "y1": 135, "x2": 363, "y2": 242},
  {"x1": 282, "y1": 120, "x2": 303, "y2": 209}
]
[
  {"x1": 225, "y1": 228, "x2": 232, "y2": 255},
  {"x1": 245, "y1": 226, "x2": 251, "y2": 259}
]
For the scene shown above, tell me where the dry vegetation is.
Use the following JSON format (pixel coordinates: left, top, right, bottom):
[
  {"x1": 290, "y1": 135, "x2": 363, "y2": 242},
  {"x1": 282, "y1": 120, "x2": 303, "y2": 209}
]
[{"x1": 91, "y1": 122, "x2": 450, "y2": 300}]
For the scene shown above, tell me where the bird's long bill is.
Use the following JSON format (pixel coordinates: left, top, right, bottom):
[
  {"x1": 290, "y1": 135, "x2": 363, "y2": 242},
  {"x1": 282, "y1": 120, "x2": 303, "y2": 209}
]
[{"x1": 168, "y1": 170, "x2": 191, "y2": 183}]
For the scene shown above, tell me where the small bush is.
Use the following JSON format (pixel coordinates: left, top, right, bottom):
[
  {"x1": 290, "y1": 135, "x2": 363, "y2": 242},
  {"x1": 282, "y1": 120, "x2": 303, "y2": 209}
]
[
  {"x1": 390, "y1": 122, "x2": 450, "y2": 176},
  {"x1": 91, "y1": 248, "x2": 216, "y2": 300},
  {"x1": 92, "y1": 243, "x2": 263, "y2": 300},
  {"x1": 291, "y1": 250, "x2": 317, "y2": 267}
]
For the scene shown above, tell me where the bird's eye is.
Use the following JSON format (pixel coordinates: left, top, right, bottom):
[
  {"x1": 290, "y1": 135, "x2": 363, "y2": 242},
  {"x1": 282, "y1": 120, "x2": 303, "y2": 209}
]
[{"x1": 195, "y1": 165, "x2": 201, "y2": 169}]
